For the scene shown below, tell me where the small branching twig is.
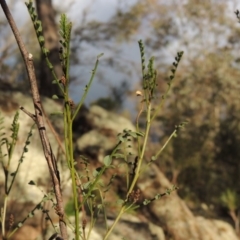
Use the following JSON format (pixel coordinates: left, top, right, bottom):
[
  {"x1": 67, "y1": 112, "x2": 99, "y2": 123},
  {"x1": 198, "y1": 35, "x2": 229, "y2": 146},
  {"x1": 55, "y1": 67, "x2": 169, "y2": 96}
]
[
  {"x1": 103, "y1": 42, "x2": 184, "y2": 240},
  {"x1": 0, "y1": 1, "x2": 68, "y2": 239},
  {"x1": 6, "y1": 193, "x2": 53, "y2": 239},
  {"x1": 0, "y1": 112, "x2": 35, "y2": 238}
]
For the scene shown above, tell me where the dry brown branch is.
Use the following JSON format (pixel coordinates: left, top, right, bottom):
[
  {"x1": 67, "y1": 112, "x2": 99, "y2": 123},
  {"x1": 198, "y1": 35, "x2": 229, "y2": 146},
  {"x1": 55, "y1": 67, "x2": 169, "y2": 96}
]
[{"x1": 0, "y1": 1, "x2": 68, "y2": 239}]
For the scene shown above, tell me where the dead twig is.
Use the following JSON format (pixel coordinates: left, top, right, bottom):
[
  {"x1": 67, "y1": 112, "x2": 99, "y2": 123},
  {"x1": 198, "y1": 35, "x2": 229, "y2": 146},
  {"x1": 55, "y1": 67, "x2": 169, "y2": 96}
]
[{"x1": 0, "y1": 1, "x2": 68, "y2": 239}]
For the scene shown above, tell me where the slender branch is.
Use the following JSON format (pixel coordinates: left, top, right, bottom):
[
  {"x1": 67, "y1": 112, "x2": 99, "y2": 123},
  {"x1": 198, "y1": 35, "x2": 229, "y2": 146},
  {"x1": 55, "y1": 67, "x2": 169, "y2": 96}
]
[
  {"x1": 0, "y1": 1, "x2": 68, "y2": 239},
  {"x1": 19, "y1": 106, "x2": 36, "y2": 122}
]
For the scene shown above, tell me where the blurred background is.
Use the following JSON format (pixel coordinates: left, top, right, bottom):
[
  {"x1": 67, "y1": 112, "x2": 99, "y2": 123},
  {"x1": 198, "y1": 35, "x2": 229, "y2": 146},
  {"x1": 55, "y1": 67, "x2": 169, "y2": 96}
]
[{"x1": 1, "y1": 0, "x2": 240, "y2": 236}]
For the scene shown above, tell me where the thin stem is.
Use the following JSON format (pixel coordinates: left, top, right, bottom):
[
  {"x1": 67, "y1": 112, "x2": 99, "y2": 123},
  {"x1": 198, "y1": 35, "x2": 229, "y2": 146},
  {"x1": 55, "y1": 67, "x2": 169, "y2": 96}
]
[
  {"x1": 151, "y1": 83, "x2": 172, "y2": 122},
  {"x1": 141, "y1": 129, "x2": 177, "y2": 174},
  {"x1": 72, "y1": 54, "x2": 103, "y2": 122},
  {"x1": 86, "y1": 201, "x2": 95, "y2": 240},
  {"x1": 7, "y1": 200, "x2": 44, "y2": 239},
  {"x1": 155, "y1": 129, "x2": 177, "y2": 159},
  {"x1": 44, "y1": 55, "x2": 64, "y2": 95},
  {"x1": 103, "y1": 205, "x2": 126, "y2": 240},
  {"x1": 0, "y1": 1, "x2": 68, "y2": 238},
  {"x1": 65, "y1": 23, "x2": 72, "y2": 87},
  {"x1": 80, "y1": 166, "x2": 107, "y2": 208},
  {"x1": 127, "y1": 103, "x2": 152, "y2": 197},
  {"x1": 69, "y1": 124, "x2": 80, "y2": 239},
  {"x1": 2, "y1": 195, "x2": 7, "y2": 237},
  {"x1": 63, "y1": 97, "x2": 80, "y2": 239},
  {"x1": 136, "y1": 98, "x2": 144, "y2": 154}
]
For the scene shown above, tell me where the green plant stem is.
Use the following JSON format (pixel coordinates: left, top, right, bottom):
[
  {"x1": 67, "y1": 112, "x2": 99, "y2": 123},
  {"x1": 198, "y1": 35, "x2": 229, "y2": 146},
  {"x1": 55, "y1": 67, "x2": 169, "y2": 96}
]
[
  {"x1": 7, "y1": 200, "x2": 44, "y2": 239},
  {"x1": 140, "y1": 129, "x2": 178, "y2": 174},
  {"x1": 103, "y1": 205, "x2": 126, "y2": 240},
  {"x1": 136, "y1": 99, "x2": 144, "y2": 154},
  {"x1": 44, "y1": 55, "x2": 64, "y2": 95},
  {"x1": 155, "y1": 129, "x2": 177, "y2": 159},
  {"x1": 63, "y1": 54, "x2": 102, "y2": 240},
  {"x1": 86, "y1": 202, "x2": 95, "y2": 240},
  {"x1": 62, "y1": 28, "x2": 80, "y2": 236},
  {"x1": 2, "y1": 195, "x2": 7, "y2": 237},
  {"x1": 8, "y1": 137, "x2": 16, "y2": 167},
  {"x1": 68, "y1": 124, "x2": 80, "y2": 239},
  {"x1": 127, "y1": 103, "x2": 152, "y2": 197},
  {"x1": 80, "y1": 166, "x2": 107, "y2": 208},
  {"x1": 72, "y1": 54, "x2": 102, "y2": 122},
  {"x1": 151, "y1": 83, "x2": 171, "y2": 122},
  {"x1": 64, "y1": 104, "x2": 80, "y2": 239},
  {"x1": 63, "y1": 22, "x2": 72, "y2": 95}
]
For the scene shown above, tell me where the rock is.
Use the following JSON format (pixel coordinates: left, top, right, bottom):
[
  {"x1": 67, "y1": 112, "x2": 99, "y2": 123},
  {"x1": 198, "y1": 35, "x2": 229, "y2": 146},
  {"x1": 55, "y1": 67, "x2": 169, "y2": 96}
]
[
  {"x1": 76, "y1": 105, "x2": 136, "y2": 160},
  {"x1": 139, "y1": 164, "x2": 239, "y2": 240},
  {"x1": 77, "y1": 129, "x2": 114, "y2": 152},
  {"x1": 10, "y1": 225, "x2": 40, "y2": 240},
  {"x1": 0, "y1": 91, "x2": 238, "y2": 240},
  {"x1": 87, "y1": 105, "x2": 135, "y2": 132},
  {"x1": 92, "y1": 213, "x2": 165, "y2": 240},
  {"x1": 196, "y1": 217, "x2": 239, "y2": 240},
  {"x1": 0, "y1": 91, "x2": 65, "y2": 203}
]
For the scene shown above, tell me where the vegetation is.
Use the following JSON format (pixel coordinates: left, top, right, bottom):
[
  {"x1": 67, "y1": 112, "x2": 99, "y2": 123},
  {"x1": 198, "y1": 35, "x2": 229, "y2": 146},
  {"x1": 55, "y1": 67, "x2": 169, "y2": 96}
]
[
  {"x1": 74, "y1": 0, "x2": 240, "y2": 232},
  {"x1": 0, "y1": 0, "x2": 240, "y2": 239},
  {"x1": 0, "y1": 0, "x2": 185, "y2": 239}
]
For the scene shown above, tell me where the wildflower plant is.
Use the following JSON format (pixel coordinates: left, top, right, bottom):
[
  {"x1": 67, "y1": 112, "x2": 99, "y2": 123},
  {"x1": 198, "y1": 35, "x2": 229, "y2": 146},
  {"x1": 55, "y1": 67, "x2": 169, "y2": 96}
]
[
  {"x1": 0, "y1": 0, "x2": 186, "y2": 239},
  {"x1": 0, "y1": 111, "x2": 36, "y2": 239}
]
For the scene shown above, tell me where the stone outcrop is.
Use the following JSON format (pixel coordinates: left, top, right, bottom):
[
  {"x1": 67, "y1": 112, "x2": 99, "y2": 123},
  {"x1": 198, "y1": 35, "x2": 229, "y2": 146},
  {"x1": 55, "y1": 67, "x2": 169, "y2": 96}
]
[
  {"x1": 139, "y1": 164, "x2": 239, "y2": 240},
  {"x1": 0, "y1": 90, "x2": 238, "y2": 240}
]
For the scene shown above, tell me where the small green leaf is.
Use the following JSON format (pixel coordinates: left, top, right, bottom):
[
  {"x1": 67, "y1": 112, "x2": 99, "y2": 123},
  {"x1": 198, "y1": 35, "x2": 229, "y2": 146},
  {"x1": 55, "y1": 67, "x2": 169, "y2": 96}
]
[
  {"x1": 25, "y1": 1, "x2": 33, "y2": 8},
  {"x1": 154, "y1": 193, "x2": 161, "y2": 200},
  {"x1": 42, "y1": 47, "x2": 49, "y2": 55},
  {"x1": 97, "y1": 204, "x2": 103, "y2": 209},
  {"x1": 127, "y1": 131, "x2": 137, "y2": 138},
  {"x1": 28, "y1": 212, "x2": 34, "y2": 218},
  {"x1": 116, "y1": 199, "x2": 124, "y2": 205},
  {"x1": 151, "y1": 156, "x2": 156, "y2": 161},
  {"x1": 48, "y1": 63, "x2": 53, "y2": 70},
  {"x1": 129, "y1": 204, "x2": 140, "y2": 211},
  {"x1": 143, "y1": 199, "x2": 151, "y2": 205},
  {"x1": 52, "y1": 95, "x2": 59, "y2": 99},
  {"x1": 83, "y1": 181, "x2": 91, "y2": 190},
  {"x1": 35, "y1": 20, "x2": 41, "y2": 28},
  {"x1": 103, "y1": 155, "x2": 112, "y2": 167},
  {"x1": 136, "y1": 131, "x2": 145, "y2": 137},
  {"x1": 18, "y1": 222, "x2": 23, "y2": 228},
  {"x1": 42, "y1": 195, "x2": 50, "y2": 201},
  {"x1": 118, "y1": 135, "x2": 126, "y2": 143},
  {"x1": 93, "y1": 167, "x2": 102, "y2": 177},
  {"x1": 97, "y1": 53, "x2": 104, "y2": 59},
  {"x1": 36, "y1": 24, "x2": 43, "y2": 35},
  {"x1": 32, "y1": 13, "x2": 37, "y2": 21},
  {"x1": 52, "y1": 80, "x2": 59, "y2": 84},
  {"x1": 93, "y1": 170, "x2": 99, "y2": 177}
]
